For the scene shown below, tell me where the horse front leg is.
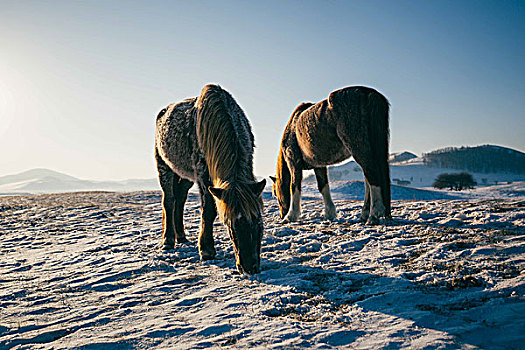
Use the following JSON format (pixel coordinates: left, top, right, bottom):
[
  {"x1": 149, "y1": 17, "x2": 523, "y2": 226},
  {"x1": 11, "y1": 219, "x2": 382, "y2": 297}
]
[
  {"x1": 198, "y1": 181, "x2": 217, "y2": 260},
  {"x1": 314, "y1": 167, "x2": 336, "y2": 220},
  {"x1": 283, "y1": 166, "x2": 302, "y2": 222}
]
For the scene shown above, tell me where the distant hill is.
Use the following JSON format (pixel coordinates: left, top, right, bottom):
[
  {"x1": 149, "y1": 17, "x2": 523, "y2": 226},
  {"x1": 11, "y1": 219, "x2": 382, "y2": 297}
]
[
  {"x1": 389, "y1": 151, "x2": 417, "y2": 164},
  {"x1": 0, "y1": 168, "x2": 160, "y2": 194},
  {"x1": 0, "y1": 168, "x2": 78, "y2": 186},
  {"x1": 423, "y1": 145, "x2": 525, "y2": 174}
]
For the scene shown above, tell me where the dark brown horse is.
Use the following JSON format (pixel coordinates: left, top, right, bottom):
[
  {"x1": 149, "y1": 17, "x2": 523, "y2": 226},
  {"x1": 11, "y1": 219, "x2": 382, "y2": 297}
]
[
  {"x1": 155, "y1": 84, "x2": 266, "y2": 274},
  {"x1": 271, "y1": 86, "x2": 391, "y2": 224}
]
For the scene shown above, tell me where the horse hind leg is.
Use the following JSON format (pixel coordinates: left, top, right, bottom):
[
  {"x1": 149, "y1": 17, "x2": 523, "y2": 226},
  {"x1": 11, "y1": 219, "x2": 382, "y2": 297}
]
[
  {"x1": 360, "y1": 179, "x2": 371, "y2": 223},
  {"x1": 367, "y1": 182, "x2": 386, "y2": 225},
  {"x1": 353, "y1": 159, "x2": 386, "y2": 225},
  {"x1": 173, "y1": 177, "x2": 193, "y2": 244},
  {"x1": 156, "y1": 152, "x2": 177, "y2": 249},
  {"x1": 363, "y1": 159, "x2": 391, "y2": 224},
  {"x1": 339, "y1": 134, "x2": 388, "y2": 224},
  {"x1": 314, "y1": 167, "x2": 336, "y2": 220}
]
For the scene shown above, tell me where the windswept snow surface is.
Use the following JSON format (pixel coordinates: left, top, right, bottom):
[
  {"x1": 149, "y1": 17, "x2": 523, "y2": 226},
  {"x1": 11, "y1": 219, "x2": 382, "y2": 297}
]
[{"x1": 1, "y1": 183, "x2": 524, "y2": 349}]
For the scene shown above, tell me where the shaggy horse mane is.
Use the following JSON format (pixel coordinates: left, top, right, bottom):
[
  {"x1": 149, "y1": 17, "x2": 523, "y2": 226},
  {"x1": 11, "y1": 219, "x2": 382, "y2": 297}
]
[
  {"x1": 197, "y1": 84, "x2": 244, "y2": 182},
  {"x1": 196, "y1": 84, "x2": 262, "y2": 223}
]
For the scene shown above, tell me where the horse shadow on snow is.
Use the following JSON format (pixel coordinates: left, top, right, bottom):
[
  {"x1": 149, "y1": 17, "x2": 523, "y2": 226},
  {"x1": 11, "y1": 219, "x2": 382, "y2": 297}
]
[{"x1": 252, "y1": 254, "x2": 524, "y2": 349}]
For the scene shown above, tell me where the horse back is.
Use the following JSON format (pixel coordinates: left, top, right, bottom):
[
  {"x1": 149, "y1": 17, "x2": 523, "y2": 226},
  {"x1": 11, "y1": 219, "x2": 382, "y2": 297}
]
[
  {"x1": 290, "y1": 86, "x2": 389, "y2": 168},
  {"x1": 327, "y1": 86, "x2": 388, "y2": 117}
]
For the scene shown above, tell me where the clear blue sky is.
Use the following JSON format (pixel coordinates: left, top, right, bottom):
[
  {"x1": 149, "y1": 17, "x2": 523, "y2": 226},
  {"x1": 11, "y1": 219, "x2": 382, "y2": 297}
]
[{"x1": 1, "y1": 1, "x2": 523, "y2": 180}]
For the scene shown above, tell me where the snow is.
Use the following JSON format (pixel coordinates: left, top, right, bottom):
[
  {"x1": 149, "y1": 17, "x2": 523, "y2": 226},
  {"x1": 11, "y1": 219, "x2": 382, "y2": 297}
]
[{"x1": 1, "y1": 183, "x2": 524, "y2": 349}]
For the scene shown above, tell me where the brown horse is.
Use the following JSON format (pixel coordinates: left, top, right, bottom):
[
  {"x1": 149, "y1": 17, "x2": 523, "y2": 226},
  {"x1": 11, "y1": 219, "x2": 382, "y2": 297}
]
[
  {"x1": 271, "y1": 86, "x2": 391, "y2": 224},
  {"x1": 155, "y1": 84, "x2": 266, "y2": 274}
]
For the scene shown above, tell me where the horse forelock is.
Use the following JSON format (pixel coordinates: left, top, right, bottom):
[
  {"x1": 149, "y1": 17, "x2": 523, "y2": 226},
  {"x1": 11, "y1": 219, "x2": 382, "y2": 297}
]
[
  {"x1": 196, "y1": 84, "x2": 253, "y2": 183},
  {"x1": 214, "y1": 180, "x2": 263, "y2": 225}
]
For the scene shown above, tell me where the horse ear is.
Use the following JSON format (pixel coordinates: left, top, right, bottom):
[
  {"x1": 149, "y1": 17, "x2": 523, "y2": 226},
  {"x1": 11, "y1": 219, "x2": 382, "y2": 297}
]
[
  {"x1": 208, "y1": 186, "x2": 224, "y2": 200},
  {"x1": 250, "y1": 179, "x2": 266, "y2": 196},
  {"x1": 269, "y1": 176, "x2": 276, "y2": 183}
]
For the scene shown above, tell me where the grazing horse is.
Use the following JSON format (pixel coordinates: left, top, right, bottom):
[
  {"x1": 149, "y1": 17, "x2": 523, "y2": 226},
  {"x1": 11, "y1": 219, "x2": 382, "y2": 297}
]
[
  {"x1": 271, "y1": 86, "x2": 391, "y2": 224},
  {"x1": 155, "y1": 84, "x2": 266, "y2": 274}
]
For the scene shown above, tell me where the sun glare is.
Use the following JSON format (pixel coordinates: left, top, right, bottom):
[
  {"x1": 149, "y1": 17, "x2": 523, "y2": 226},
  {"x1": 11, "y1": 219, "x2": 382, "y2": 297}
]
[
  {"x1": 0, "y1": 80, "x2": 15, "y2": 136},
  {"x1": 0, "y1": 78, "x2": 16, "y2": 136}
]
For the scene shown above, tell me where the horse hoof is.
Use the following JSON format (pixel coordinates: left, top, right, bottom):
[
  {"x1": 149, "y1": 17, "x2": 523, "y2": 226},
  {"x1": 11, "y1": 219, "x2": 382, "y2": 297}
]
[
  {"x1": 324, "y1": 212, "x2": 336, "y2": 221},
  {"x1": 162, "y1": 243, "x2": 174, "y2": 251},
  {"x1": 283, "y1": 213, "x2": 299, "y2": 223},
  {"x1": 366, "y1": 216, "x2": 380, "y2": 225},
  {"x1": 176, "y1": 237, "x2": 189, "y2": 244},
  {"x1": 360, "y1": 211, "x2": 370, "y2": 223},
  {"x1": 324, "y1": 206, "x2": 336, "y2": 220},
  {"x1": 200, "y1": 249, "x2": 216, "y2": 261}
]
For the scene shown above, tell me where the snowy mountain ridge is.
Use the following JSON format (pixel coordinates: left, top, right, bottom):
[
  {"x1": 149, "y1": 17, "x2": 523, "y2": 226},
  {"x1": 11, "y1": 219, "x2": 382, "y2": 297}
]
[{"x1": 0, "y1": 168, "x2": 159, "y2": 194}]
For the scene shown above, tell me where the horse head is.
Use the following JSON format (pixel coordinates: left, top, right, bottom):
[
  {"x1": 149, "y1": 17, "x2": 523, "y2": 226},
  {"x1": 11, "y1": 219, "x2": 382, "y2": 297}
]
[{"x1": 209, "y1": 179, "x2": 266, "y2": 274}]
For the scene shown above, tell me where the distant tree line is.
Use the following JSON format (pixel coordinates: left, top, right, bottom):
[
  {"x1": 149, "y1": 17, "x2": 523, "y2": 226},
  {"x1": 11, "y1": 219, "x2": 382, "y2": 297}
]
[
  {"x1": 423, "y1": 145, "x2": 525, "y2": 174},
  {"x1": 433, "y1": 172, "x2": 477, "y2": 191}
]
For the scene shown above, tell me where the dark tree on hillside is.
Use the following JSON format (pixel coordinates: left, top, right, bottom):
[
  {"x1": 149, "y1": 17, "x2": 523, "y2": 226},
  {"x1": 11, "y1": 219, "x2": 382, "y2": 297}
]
[
  {"x1": 433, "y1": 172, "x2": 477, "y2": 191},
  {"x1": 423, "y1": 145, "x2": 525, "y2": 174}
]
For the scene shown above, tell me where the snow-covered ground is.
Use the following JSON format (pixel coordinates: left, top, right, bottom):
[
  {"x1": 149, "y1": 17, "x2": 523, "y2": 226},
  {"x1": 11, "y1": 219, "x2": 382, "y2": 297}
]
[{"x1": 1, "y1": 183, "x2": 524, "y2": 349}]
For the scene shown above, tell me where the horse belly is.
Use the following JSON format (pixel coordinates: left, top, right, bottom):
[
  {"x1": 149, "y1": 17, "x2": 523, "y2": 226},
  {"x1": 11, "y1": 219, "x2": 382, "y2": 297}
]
[{"x1": 160, "y1": 143, "x2": 198, "y2": 180}]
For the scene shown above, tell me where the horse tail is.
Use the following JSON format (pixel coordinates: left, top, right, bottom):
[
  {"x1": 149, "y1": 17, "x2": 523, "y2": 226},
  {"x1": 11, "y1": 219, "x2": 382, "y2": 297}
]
[
  {"x1": 195, "y1": 84, "x2": 242, "y2": 184},
  {"x1": 367, "y1": 90, "x2": 391, "y2": 218}
]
